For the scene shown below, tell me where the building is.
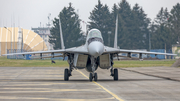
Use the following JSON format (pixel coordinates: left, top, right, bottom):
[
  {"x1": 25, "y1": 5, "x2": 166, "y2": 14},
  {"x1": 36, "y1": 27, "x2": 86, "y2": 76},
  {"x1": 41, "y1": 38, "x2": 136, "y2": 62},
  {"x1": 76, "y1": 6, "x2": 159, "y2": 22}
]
[
  {"x1": 0, "y1": 27, "x2": 47, "y2": 56},
  {"x1": 31, "y1": 27, "x2": 53, "y2": 50},
  {"x1": 172, "y1": 44, "x2": 180, "y2": 59}
]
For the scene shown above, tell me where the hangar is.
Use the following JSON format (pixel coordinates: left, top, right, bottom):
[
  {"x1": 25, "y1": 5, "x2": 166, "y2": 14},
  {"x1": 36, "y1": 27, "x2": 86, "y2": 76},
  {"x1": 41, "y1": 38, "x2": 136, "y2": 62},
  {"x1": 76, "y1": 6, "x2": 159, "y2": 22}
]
[{"x1": 0, "y1": 27, "x2": 47, "y2": 56}]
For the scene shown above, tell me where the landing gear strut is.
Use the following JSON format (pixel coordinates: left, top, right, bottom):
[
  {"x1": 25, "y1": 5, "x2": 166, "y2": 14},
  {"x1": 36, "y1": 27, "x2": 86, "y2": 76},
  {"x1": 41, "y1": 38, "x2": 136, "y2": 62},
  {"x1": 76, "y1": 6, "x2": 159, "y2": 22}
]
[
  {"x1": 111, "y1": 68, "x2": 118, "y2": 81},
  {"x1": 89, "y1": 72, "x2": 98, "y2": 82}
]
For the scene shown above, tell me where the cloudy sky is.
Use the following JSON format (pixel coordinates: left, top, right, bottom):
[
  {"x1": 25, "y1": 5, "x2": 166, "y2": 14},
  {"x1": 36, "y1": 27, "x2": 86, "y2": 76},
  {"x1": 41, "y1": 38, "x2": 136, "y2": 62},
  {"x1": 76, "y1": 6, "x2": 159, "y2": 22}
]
[{"x1": 0, "y1": 0, "x2": 179, "y2": 31}]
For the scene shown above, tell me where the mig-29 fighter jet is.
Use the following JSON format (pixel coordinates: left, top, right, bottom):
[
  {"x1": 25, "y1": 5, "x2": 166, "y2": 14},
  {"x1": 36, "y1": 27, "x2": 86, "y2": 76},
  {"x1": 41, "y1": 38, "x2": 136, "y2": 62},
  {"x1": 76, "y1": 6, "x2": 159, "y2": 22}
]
[{"x1": 3, "y1": 16, "x2": 176, "y2": 81}]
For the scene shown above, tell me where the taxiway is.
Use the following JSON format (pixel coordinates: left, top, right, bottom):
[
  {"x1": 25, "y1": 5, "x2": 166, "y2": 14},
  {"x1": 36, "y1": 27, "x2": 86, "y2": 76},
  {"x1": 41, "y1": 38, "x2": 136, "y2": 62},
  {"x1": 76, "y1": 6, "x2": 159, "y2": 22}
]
[{"x1": 0, "y1": 66, "x2": 180, "y2": 101}]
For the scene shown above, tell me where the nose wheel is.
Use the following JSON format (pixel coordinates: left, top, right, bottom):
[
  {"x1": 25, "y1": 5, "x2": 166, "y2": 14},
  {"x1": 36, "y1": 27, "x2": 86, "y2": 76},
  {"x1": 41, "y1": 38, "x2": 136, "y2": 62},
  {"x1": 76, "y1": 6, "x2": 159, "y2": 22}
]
[{"x1": 89, "y1": 72, "x2": 98, "y2": 82}]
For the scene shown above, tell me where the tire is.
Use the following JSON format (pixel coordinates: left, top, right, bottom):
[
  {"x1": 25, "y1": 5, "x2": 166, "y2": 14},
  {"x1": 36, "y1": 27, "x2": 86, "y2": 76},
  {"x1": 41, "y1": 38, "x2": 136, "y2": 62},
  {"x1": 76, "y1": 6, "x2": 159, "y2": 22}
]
[
  {"x1": 89, "y1": 73, "x2": 93, "y2": 82},
  {"x1": 114, "y1": 68, "x2": 118, "y2": 81},
  {"x1": 94, "y1": 73, "x2": 98, "y2": 82},
  {"x1": 64, "y1": 69, "x2": 69, "y2": 81}
]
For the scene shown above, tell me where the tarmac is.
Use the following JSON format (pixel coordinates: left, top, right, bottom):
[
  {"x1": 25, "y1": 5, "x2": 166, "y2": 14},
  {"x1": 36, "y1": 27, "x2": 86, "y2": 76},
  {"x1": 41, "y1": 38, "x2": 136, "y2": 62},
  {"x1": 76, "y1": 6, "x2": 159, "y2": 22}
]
[{"x1": 0, "y1": 66, "x2": 180, "y2": 101}]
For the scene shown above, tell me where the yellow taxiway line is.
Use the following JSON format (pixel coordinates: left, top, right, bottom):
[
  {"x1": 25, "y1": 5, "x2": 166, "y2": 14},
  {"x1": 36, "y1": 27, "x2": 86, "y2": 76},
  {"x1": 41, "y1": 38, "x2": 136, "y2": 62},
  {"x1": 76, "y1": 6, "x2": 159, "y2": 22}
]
[{"x1": 77, "y1": 70, "x2": 124, "y2": 101}]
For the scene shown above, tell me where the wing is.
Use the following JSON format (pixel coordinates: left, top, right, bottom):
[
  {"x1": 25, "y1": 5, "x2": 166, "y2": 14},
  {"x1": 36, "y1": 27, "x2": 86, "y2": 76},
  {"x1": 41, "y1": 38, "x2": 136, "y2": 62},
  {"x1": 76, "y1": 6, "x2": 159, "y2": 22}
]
[
  {"x1": 103, "y1": 46, "x2": 176, "y2": 56},
  {"x1": 3, "y1": 45, "x2": 88, "y2": 56}
]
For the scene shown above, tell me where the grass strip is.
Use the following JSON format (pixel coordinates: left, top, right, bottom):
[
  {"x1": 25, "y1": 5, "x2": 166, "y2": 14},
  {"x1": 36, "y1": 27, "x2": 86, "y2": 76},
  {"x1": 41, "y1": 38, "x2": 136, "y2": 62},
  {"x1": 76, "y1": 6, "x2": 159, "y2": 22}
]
[{"x1": 0, "y1": 57, "x2": 175, "y2": 67}]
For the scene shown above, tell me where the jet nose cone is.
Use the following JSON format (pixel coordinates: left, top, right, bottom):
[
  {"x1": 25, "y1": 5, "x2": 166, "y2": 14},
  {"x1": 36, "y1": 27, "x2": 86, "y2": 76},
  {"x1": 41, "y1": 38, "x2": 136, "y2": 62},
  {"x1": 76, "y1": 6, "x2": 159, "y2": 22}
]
[
  {"x1": 96, "y1": 51, "x2": 99, "y2": 54},
  {"x1": 94, "y1": 50, "x2": 100, "y2": 56},
  {"x1": 95, "y1": 48, "x2": 102, "y2": 55},
  {"x1": 88, "y1": 41, "x2": 104, "y2": 57}
]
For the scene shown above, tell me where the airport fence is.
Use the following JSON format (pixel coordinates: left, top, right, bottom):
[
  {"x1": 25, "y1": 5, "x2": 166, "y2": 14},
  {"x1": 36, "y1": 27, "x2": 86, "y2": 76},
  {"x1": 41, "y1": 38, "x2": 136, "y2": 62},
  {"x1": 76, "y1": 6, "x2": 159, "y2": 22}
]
[{"x1": 150, "y1": 49, "x2": 173, "y2": 59}]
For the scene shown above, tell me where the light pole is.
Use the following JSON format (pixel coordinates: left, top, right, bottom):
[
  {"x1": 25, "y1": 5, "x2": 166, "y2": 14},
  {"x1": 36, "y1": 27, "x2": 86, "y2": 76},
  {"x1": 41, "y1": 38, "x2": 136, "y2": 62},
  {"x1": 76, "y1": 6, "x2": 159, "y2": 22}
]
[
  {"x1": 82, "y1": 21, "x2": 88, "y2": 36},
  {"x1": 13, "y1": 27, "x2": 15, "y2": 53},
  {"x1": 108, "y1": 31, "x2": 111, "y2": 46},
  {"x1": 4, "y1": 27, "x2": 12, "y2": 53},
  {"x1": 21, "y1": 28, "x2": 24, "y2": 52},
  {"x1": 149, "y1": 32, "x2": 151, "y2": 51},
  {"x1": 43, "y1": 33, "x2": 44, "y2": 51}
]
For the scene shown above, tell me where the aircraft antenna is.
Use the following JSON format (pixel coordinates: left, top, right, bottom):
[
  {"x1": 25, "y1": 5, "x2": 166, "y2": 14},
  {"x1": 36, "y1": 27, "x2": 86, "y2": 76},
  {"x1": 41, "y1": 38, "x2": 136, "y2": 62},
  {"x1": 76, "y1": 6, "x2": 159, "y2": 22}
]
[
  {"x1": 59, "y1": 15, "x2": 65, "y2": 49},
  {"x1": 114, "y1": 15, "x2": 118, "y2": 48}
]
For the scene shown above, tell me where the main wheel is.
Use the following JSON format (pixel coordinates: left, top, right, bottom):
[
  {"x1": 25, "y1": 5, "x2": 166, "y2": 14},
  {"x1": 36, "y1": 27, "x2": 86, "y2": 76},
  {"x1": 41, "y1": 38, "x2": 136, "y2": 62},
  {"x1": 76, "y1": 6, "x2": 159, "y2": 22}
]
[
  {"x1": 89, "y1": 73, "x2": 93, "y2": 82},
  {"x1": 94, "y1": 73, "x2": 98, "y2": 82},
  {"x1": 64, "y1": 69, "x2": 69, "y2": 81},
  {"x1": 114, "y1": 68, "x2": 118, "y2": 81}
]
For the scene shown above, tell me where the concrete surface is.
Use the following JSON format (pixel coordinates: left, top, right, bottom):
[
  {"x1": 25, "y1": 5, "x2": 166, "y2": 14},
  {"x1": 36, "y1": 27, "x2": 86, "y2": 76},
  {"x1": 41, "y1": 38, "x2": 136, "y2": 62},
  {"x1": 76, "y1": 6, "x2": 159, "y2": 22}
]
[{"x1": 0, "y1": 66, "x2": 180, "y2": 101}]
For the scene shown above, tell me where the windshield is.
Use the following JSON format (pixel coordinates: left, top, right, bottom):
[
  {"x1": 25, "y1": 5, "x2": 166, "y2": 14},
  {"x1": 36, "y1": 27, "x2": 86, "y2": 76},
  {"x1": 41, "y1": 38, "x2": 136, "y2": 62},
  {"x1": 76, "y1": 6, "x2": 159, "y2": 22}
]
[
  {"x1": 88, "y1": 29, "x2": 102, "y2": 39},
  {"x1": 88, "y1": 37, "x2": 103, "y2": 45}
]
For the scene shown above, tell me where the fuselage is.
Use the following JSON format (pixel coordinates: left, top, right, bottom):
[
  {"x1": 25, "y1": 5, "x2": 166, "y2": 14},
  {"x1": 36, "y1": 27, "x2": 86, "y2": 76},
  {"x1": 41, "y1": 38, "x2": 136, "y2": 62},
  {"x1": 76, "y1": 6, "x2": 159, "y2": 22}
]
[{"x1": 86, "y1": 29, "x2": 104, "y2": 57}]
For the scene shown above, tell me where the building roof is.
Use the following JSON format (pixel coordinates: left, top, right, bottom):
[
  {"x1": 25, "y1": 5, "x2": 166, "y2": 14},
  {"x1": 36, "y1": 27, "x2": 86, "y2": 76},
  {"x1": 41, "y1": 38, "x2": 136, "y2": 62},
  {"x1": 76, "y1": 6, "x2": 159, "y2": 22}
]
[
  {"x1": 31, "y1": 27, "x2": 51, "y2": 30},
  {"x1": 0, "y1": 27, "x2": 47, "y2": 55}
]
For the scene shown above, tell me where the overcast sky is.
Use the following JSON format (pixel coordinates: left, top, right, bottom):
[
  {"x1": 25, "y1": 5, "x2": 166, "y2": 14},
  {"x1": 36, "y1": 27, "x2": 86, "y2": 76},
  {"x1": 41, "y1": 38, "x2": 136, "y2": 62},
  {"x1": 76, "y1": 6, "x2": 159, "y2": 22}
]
[{"x1": 0, "y1": 0, "x2": 179, "y2": 31}]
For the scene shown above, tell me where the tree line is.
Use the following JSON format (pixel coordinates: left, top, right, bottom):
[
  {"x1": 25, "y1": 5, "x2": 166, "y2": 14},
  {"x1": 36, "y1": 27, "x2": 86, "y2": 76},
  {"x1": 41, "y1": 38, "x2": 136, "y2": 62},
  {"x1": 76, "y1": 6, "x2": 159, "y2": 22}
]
[{"x1": 49, "y1": 0, "x2": 180, "y2": 51}]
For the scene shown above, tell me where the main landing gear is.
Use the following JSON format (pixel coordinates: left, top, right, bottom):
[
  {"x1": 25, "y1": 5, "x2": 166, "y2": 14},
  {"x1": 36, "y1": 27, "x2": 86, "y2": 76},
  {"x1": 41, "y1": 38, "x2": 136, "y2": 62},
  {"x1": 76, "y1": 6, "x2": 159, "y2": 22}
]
[
  {"x1": 89, "y1": 72, "x2": 97, "y2": 82},
  {"x1": 111, "y1": 68, "x2": 118, "y2": 81},
  {"x1": 64, "y1": 54, "x2": 73, "y2": 81}
]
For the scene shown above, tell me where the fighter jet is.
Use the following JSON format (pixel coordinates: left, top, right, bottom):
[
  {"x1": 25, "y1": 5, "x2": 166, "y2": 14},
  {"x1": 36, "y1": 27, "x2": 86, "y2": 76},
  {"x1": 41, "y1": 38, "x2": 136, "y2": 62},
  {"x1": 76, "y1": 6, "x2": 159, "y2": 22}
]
[{"x1": 3, "y1": 16, "x2": 176, "y2": 81}]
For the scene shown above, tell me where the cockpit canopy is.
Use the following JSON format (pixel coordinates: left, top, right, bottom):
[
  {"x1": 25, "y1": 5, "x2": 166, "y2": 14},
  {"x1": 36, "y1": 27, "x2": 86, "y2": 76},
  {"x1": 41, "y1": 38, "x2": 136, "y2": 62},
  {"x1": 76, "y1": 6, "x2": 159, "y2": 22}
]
[
  {"x1": 87, "y1": 29, "x2": 103, "y2": 45},
  {"x1": 87, "y1": 29, "x2": 103, "y2": 39}
]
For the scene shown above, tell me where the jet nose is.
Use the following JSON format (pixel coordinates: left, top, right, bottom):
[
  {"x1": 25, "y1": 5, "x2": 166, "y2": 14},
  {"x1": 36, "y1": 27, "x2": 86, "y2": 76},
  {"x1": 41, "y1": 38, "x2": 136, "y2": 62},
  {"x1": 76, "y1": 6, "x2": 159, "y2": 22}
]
[
  {"x1": 94, "y1": 49, "x2": 100, "y2": 56},
  {"x1": 88, "y1": 41, "x2": 104, "y2": 57}
]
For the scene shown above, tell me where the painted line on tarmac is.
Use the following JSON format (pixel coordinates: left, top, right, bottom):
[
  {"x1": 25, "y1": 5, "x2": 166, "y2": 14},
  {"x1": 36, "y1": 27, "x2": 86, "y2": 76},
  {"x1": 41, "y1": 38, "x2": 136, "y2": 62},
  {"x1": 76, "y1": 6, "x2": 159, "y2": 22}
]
[{"x1": 77, "y1": 70, "x2": 124, "y2": 101}]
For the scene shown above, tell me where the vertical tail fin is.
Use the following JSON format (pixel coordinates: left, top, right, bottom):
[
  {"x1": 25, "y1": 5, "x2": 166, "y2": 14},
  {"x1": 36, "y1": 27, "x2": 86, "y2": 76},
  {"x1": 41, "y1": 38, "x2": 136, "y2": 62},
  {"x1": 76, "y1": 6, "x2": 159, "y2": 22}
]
[
  {"x1": 114, "y1": 15, "x2": 118, "y2": 48},
  {"x1": 59, "y1": 16, "x2": 65, "y2": 49}
]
